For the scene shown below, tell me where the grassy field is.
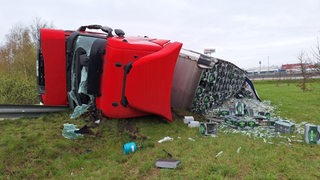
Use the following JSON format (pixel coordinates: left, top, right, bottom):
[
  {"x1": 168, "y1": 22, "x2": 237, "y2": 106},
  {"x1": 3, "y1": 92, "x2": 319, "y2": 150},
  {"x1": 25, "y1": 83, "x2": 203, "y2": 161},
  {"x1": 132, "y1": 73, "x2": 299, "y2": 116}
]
[
  {"x1": 0, "y1": 79, "x2": 319, "y2": 179},
  {"x1": 253, "y1": 79, "x2": 320, "y2": 124}
]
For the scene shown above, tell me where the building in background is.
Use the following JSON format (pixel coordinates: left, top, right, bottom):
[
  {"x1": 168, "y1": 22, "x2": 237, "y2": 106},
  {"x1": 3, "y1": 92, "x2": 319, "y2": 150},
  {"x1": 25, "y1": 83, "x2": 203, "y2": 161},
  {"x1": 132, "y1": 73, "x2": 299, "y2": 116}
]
[
  {"x1": 246, "y1": 63, "x2": 318, "y2": 79},
  {"x1": 281, "y1": 63, "x2": 315, "y2": 73},
  {"x1": 246, "y1": 65, "x2": 280, "y2": 77}
]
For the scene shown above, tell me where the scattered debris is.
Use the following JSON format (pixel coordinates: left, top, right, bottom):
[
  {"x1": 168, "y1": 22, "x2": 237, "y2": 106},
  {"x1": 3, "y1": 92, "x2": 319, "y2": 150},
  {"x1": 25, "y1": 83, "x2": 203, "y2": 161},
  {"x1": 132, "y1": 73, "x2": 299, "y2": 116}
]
[
  {"x1": 188, "y1": 97, "x2": 313, "y2": 146},
  {"x1": 155, "y1": 159, "x2": 181, "y2": 169},
  {"x1": 123, "y1": 142, "x2": 137, "y2": 154},
  {"x1": 204, "y1": 98, "x2": 274, "y2": 121},
  {"x1": 183, "y1": 116, "x2": 194, "y2": 124},
  {"x1": 162, "y1": 149, "x2": 173, "y2": 158},
  {"x1": 218, "y1": 121, "x2": 307, "y2": 146},
  {"x1": 155, "y1": 149, "x2": 180, "y2": 169},
  {"x1": 62, "y1": 123, "x2": 83, "y2": 139},
  {"x1": 188, "y1": 137, "x2": 195, "y2": 141},
  {"x1": 215, "y1": 151, "x2": 223, "y2": 158},
  {"x1": 70, "y1": 104, "x2": 91, "y2": 119},
  {"x1": 236, "y1": 147, "x2": 241, "y2": 153},
  {"x1": 263, "y1": 138, "x2": 267, "y2": 143},
  {"x1": 188, "y1": 121, "x2": 200, "y2": 128},
  {"x1": 74, "y1": 125, "x2": 94, "y2": 135},
  {"x1": 158, "y1": 136, "x2": 173, "y2": 143},
  {"x1": 210, "y1": 134, "x2": 217, "y2": 138}
]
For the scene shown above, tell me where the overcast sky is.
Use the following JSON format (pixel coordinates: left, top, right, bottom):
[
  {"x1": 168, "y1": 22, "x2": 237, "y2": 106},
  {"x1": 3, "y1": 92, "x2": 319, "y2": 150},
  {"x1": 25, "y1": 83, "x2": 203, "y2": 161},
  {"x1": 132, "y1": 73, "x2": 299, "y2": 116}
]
[{"x1": 1, "y1": 0, "x2": 319, "y2": 69}]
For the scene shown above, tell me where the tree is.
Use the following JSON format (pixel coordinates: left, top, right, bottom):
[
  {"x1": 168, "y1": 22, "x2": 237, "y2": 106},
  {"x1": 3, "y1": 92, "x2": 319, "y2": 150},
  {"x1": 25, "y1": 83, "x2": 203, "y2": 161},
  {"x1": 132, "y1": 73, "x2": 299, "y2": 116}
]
[
  {"x1": 0, "y1": 24, "x2": 35, "y2": 78},
  {"x1": 0, "y1": 18, "x2": 54, "y2": 79},
  {"x1": 297, "y1": 51, "x2": 311, "y2": 92},
  {"x1": 311, "y1": 37, "x2": 320, "y2": 73},
  {"x1": 30, "y1": 17, "x2": 54, "y2": 44}
]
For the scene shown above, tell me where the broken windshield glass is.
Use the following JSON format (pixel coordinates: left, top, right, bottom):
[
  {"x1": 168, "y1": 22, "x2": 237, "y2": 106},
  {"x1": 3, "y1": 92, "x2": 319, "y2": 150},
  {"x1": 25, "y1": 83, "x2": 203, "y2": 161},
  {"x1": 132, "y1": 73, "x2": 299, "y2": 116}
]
[{"x1": 69, "y1": 35, "x2": 99, "y2": 118}]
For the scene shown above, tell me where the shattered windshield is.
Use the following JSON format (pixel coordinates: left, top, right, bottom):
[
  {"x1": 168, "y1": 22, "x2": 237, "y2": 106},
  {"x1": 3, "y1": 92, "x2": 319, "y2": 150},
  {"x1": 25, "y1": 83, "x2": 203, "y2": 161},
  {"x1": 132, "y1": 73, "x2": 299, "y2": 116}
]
[
  {"x1": 75, "y1": 35, "x2": 99, "y2": 55},
  {"x1": 69, "y1": 35, "x2": 101, "y2": 118}
]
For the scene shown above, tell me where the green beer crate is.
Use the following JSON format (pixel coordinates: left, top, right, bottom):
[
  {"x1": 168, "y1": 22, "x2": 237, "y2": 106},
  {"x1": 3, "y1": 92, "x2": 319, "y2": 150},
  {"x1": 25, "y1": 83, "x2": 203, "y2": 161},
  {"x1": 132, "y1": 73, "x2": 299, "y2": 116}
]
[
  {"x1": 304, "y1": 124, "x2": 320, "y2": 144},
  {"x1": 235, "y1": 102, "x2": 245, "y2": 116},
  {"x1": 247, "y1": 118, "x2": 256, "y2": 128},
  {"x1": 199, "y1": 122, "x2": 218, "y2": 135},
  {"x1": 219, "y1": 109, "x2": 230, "y2": 116},
  {"x1": 237, "y1": 117, "x2": 256, "y2": 129},
  {"x1": 275, "y1": 120, "x2": 295, "y2": 134},
  {"x1": 224, "y1": 115, "x2": 237, "y2": 128},
  {"x1": 237, "y1": 119, "x2": 247, "y2": 129},
  {"x1": 268, "y1": 118, "x2": 276, "y2": 127}
]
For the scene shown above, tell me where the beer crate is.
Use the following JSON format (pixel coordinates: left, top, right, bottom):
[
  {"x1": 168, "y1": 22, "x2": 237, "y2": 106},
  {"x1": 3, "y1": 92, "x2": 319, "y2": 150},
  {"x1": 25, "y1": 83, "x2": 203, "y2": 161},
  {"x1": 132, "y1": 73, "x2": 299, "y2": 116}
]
[
  {"x1": 304, "y1": 124, "x2": 320, "y2": 144},
  {"x1": 199, "y1": 122, "x2": 218, "y2": 135},
  {"x1": 275, "y1": 120, "x2": 295, "y2": 134}
]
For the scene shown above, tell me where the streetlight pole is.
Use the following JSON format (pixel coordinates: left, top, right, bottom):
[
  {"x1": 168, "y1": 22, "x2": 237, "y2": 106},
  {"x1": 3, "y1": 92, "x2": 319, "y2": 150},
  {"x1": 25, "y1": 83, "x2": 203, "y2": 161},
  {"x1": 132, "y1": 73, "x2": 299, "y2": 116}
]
[
  {"x1": 268, "y1": 56, "x2": 269, "y2": 72},
  {"x1": 259, "y1": 61, "x2": 261, "y2": 74}
]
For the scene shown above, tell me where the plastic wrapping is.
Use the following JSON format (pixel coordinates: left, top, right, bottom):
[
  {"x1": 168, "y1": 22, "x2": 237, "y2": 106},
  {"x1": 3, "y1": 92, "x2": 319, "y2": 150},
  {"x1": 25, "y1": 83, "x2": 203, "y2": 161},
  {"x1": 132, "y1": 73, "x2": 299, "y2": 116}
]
[
  {"x1": 70, "y1": 104, "x2": 90, "y2": 119},
  {"x1": 62, "y1": 123, "x2": 83, "y2": 139}
]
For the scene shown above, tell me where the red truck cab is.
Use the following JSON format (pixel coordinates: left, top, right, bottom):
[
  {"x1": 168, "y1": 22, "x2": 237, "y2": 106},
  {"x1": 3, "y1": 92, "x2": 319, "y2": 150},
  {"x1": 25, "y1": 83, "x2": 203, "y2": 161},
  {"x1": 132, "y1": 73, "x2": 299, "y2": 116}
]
[{"x1": 37, "y1": 25, "x2": 182, "y2": 121}]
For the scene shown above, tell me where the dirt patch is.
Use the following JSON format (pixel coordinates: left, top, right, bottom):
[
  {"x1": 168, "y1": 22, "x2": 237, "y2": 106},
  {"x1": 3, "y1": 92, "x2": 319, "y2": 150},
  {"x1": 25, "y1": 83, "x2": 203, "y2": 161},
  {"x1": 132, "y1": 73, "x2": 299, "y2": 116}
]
[{"x1": 118, "y1": 120, "x2": 147, "y2": 140}]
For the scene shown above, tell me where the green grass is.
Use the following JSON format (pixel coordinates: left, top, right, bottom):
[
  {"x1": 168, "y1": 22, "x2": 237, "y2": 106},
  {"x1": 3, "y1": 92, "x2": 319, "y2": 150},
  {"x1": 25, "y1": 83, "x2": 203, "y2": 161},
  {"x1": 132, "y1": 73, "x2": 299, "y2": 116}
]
[
  {"x1": 253, "y1": 79, "x2": 320, "y2": 123},
  {"x1": 0, "y1": 79, "x2": 320, "y2": 179}
]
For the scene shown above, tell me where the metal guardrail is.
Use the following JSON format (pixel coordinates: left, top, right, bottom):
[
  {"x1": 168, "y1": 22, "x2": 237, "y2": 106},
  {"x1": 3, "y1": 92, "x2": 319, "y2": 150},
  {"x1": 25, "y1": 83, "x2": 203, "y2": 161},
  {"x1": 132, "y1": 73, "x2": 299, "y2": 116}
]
[{"x1": 0, "y1": 104, "x2": 69, "y2": 119}]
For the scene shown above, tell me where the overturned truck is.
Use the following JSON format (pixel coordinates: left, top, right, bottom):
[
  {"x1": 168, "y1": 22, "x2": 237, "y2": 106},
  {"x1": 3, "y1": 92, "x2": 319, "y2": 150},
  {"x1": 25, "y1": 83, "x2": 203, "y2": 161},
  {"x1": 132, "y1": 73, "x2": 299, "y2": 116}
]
[{"x1": 37, "y1": 25, "x2": 259, "y2": 121}]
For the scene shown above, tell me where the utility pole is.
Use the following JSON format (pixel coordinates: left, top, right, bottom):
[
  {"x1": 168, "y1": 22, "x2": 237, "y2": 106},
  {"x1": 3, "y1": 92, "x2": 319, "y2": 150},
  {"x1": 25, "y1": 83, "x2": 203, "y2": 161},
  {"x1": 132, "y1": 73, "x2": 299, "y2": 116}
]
[
  {"x1": 259, "y1": 61, "x2": 261, "y2": 74},
  {"x1": 268, "y1": 56, "x2": 270, "y2": 72}
]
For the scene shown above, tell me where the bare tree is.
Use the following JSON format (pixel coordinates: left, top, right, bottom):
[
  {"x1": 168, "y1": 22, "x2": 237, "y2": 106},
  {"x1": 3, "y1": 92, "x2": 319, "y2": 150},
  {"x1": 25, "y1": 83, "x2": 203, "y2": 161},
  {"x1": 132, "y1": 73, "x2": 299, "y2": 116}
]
[
  {"x1": 311, "y1": 37, "x2": 320, "y2": 73},
  {"x1": 0, "y1": 24, "x2": 30, "y2": 70},
  {"x1": 297, "y1": 51, "x2": 311, "y2": 92},
  {"x1": 30, "y1": 17, "x2": 54, "y2": 44}
]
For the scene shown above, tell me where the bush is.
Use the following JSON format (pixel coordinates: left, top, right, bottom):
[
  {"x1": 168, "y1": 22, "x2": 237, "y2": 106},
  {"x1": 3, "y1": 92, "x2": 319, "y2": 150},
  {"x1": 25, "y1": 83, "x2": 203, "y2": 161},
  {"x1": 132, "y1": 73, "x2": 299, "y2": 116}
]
[{"x1": 0, "y1": 72, "x2": 38, "y2": 104}]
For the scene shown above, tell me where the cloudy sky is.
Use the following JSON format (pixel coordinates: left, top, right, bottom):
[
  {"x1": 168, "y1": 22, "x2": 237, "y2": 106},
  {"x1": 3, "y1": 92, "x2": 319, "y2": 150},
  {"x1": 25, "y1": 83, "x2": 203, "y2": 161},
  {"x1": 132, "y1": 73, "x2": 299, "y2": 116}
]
[{"x1": 1, "y1": 0, "x2": 319, "y2": 69}]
